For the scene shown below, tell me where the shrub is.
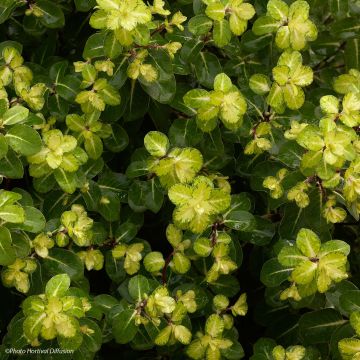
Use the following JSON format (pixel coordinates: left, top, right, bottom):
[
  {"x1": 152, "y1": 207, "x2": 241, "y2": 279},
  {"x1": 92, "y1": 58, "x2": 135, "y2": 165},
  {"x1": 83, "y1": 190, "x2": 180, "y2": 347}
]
[{"x1": 0, "y1": 0, "x2": 359, "y2": 359}]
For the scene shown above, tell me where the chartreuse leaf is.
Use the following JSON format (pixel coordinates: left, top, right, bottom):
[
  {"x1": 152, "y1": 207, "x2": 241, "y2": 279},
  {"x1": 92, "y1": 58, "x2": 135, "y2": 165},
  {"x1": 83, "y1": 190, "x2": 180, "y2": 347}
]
[
  {"x1": 275, "y1": 228, "x2": 350, "y2": 299},
  {"x1": 296, "y1": 228, "x2": 321, "y2": 258},
  {"x1": 0, "y1": 0, "x2": 359, "y2": 357},
  {"x1": 0, "y1": 204, "x2": 25, "y2": 223},
  {"x1": 144, "y1": 131, "x2": 169, "y2": 157},
  {"x1": 249, "y1": 74, "x2": 271, "y2": 95},
  {"x1": 213, "y1": 20, "x2": 232, "y2": 48},
  {"x1": 253, "y1": 0, "x2": 317, "y2": 50},
  {"x1": 45, "y1": 273, "x2": 71, "y2": 297}
]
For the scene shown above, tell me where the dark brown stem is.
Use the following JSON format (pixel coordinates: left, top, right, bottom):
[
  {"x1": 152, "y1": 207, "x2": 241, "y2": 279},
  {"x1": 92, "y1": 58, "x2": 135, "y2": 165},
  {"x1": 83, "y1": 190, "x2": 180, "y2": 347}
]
[
  {"x1": 314, "y1": 41, "x2": 346, "y2": 71},
  {"x1": 306, "y1": 175, "x2": 327, "y2": 199},
  {"x1": 316, "y1": 178, "x2": 326, "y2": 199},
  {"x1": 134, "y1": 44, "x2": 163, "y2": 50},
  {"x1": 162, "y1": 251, "x2": 174, "y2": 285},
  {"x1": 151, "y1": 24, "x2": 165, "y2": 37},
  {"x1": 211, "y1": 222, "x2": 219, "y2": 246}
]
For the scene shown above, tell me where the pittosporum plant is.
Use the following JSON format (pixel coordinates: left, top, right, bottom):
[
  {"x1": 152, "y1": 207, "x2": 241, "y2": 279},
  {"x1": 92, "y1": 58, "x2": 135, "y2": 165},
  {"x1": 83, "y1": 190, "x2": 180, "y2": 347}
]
[{"x1": 0, "y1": 0, "x2": 359, "y2": 359}]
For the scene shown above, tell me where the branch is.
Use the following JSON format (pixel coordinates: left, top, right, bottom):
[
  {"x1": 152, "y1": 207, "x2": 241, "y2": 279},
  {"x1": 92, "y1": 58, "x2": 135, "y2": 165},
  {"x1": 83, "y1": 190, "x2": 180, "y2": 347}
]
[{"x1": 162, "y1": 251, "x2": 174, "y2": 285}]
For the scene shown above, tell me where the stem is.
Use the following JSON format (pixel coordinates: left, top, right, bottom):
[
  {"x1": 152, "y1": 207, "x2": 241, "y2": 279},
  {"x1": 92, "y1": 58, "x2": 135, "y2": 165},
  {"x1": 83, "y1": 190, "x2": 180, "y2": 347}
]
[
  {"x1": 162, "y1": 251, "x2": 174, "y2": 285},
  {"x1": 151, "y1": 24, "x2": 165, "y2": 37},
  {"x1": 314, "y1": 41, "x2": 346, "y2": 71},
  {"x1": 211, "y1": 222, "x2": 219, "y2": 246}
]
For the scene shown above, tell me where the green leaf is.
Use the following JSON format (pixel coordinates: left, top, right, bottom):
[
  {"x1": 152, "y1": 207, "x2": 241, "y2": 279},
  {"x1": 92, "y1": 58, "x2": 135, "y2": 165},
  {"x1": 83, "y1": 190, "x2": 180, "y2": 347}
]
[
  {"x1": 45, "y1": 273, "x2": 71, "y2": 298},
  {"x1": 43, "y1": 248, "x2": 84, "y2": 281},
  {"x1": 283, "y1": 84, "x2": 305, "y2": 110},
  {"x1": 221, "y1": 341, "x2": 245, "y2": 360},
  {"x1": 98, "y1": 189, "x2": 121, "y2": 221},
  {"x1": 58, "y1": 331, "x2": 83, "y2": 351},
  {"x1": 112, "y1": 309, "x2": 138, "y2": 344},
  {"x1": 54, "y1": 168, "x2": 78, "y2": 194},
  {"x1": 0, "y1": 149, "x2": 24, "y2": 178},
  {"x1": 223, "y1": 210, "x2": 256, "y2": 231},
  {"x1": 245, "y1": 216, "x2": 275, "y2": 246},
  {"x1": 180, "y1": 39, "x2": 204, "y2": 62},
  {"x1": 36, "y1": 0, "x2": 65, "y2": 29},
  {"x1": 193, "y1": 52, "x2": 222, "y2": 89},
  {"x1": 83, "y1": 32, "x2": 106, "y2": 59},
  {"x1": 128, "y1": 275, "x2": 150, "y2": 301},
  {"x1": 329, "y1": 0, "x2": 349, "y2": 19},
  {"x1": 104, "y1": 32, "x2": 123, "y2": 59},
  {"x1": 74, "y1": 0, "x2": 96, "y2": 12},
  {"x1": 209, "y1": 275, "x2": 240, "y2": 297},
  {"x1": 139, "y1": 48, "x2": 176, "y2": 104},
  {"x1": 104, "y1": 124, "x2": 129, "y2": 153},
  {"x1": 12, "y1": 232, "x2": 31, "y2": 258},
  {"x1": 331, "y1": 18, "x2": 360, "y2": 40},
  {"x1": 345, "y1": 38, "x2": 360, "y2": 71},
  {"x1": 0, "y1": 226, "x2": 16, "y2": 265},
  {"x1": 188, "y1": 15, "x2": 213, "y2": 35},
  {"x1": 340, "y1": 290, "x2": 360, "y2": 314},
  {"x1": 56, "y1": 75, "x2": 81, "y2": 102},
  {"x1": 213, "y1": 20, "x2": 232, "y2": 47},
  {"x1": 0, "y1": 0, "x2": 19, "y2": 24},
  {"x1": 0, "y1": 204, "x2": 25, "y2": 223},
  {"x1": 85, "y1": 134, "x2": 103, "y2": 160},
  {"x1": 252, "y1": 16, "x2": 280, "y2": 35},
  {"x1": 260, "y1": 258, "x2": 292, "y2": 287},
  {"x1": 299, "y1": 309, "x2": 345, "y2": 344},
  {"x1": 5, "y1": 125, "x2": 42, "y2": 156},
  {"x1": 2, "y1": 106, "x2": 29, "y2": 126},
  {"x1": 18, "y1": 206, "x2": 46, "y2": 233},
  {"x1": 76, "y1": 318, "x2": 102, "y2": 355},
  {"x1": 128, "y1": 179, "x2": 164, "y2": 213},
  {"x1": 0, "y1": 134, "x2": 8, "y2": 159},
  {"x1": 241, "y1": 31, "x2": 273, "y2": 52}
]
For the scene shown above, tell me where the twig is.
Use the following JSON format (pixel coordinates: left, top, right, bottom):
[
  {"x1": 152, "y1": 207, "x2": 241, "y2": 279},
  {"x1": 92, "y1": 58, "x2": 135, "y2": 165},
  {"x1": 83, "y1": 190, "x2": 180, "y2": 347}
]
[{"x1": 162, "y1": 251, "x2": 174, "y2": 285}]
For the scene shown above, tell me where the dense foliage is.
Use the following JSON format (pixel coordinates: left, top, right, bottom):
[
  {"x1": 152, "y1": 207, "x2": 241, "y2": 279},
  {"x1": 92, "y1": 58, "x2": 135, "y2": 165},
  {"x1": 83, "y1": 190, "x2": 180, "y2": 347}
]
[{"x1": 0, "y1": 0, "x2": 360, "y2": 359}]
